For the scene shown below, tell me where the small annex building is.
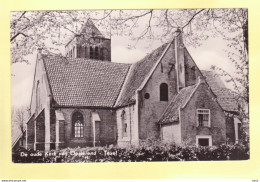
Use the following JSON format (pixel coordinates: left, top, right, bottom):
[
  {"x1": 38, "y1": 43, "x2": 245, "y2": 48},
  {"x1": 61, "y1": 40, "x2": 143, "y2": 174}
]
[{"x1": 20, "y1": 19, "x2": 241, "y2": 151}]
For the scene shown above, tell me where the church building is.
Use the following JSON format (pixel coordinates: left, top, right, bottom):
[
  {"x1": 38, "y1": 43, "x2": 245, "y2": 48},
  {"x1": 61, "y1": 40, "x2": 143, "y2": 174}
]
[{"x1": 23, "y1": 19, "x2": 241, "y2": 151}]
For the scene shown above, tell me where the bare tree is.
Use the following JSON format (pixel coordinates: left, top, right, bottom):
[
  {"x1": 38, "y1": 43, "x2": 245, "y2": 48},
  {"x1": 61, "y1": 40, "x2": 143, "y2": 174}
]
[{"x1": 12, "y1": 106, "x2": 30, "y2": 146}]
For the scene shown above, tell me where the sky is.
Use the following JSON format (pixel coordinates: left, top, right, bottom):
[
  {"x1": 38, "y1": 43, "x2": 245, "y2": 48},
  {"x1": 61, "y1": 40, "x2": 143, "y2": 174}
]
[{"x1": 11, "y1": 23, "x2": 235, "y2": 108}]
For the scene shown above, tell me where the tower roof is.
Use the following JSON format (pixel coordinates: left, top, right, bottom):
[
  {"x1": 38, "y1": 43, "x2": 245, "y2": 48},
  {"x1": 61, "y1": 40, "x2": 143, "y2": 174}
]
[{"x1": 80, "y1": 18, "x2": 104, "y2": 38}]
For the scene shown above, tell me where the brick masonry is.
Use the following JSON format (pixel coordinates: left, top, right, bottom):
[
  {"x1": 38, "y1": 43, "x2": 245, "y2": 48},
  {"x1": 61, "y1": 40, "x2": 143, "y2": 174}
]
[
  {"x1": 35, "y1": 110, "x2": 45, "y2": 150},
  {"x1": 180, "y1": 83, "x2": 226, "y2": 145},
  {"x1": 116, "y1": 105, "x2": 135, "y2": 147},
  {"x1": 25, "y1": 27, "x2": 236, "y2": 150},
  {"x1": 26, "y1": 115, "x2": 35, "y2": 150},
  {"x1": 58, "y1": 108, "x2": 116, "y2": 148},
  {"x1": 139, "y1": 42, "x2": 177, "y2": 140}
]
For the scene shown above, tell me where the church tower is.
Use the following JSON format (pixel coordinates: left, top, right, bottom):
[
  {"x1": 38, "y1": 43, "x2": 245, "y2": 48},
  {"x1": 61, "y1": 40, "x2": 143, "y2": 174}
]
[{"x1": 65, "y1": 19, "x2": 111, "y2": 61}]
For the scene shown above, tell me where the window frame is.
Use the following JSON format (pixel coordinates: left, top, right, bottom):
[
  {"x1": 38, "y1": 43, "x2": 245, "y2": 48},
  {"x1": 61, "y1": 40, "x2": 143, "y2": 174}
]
[
  {"x1": 95, "y1": 47, "x2": 99, "y2": 59},
  {"x1": 197, "y1": 109, "x2": 211, "y2": 127},
  {"x1": 90, "y1": 46, "x2": 94, "y2": 59},
  {"x1": 160, "y1": 83, "x2": 169, "y2": 101},
  {"x1": 72, "y1": 111, "x2": 84, "y2": 138},
  {"x1": 196, "y1": 135, "x2": 212, "y2": 147},
  {"x1": 74, "y1": 120, "x2": 84, "y2": 138},
  {"x1": 121, "y1": 110, "x2": 128, "y2": 138}
]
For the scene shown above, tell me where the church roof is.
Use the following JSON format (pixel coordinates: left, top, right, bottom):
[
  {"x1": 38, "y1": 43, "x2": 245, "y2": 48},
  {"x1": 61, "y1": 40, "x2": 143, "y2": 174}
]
[
  {"x1": 115, "y1": 43, "x2": 169, "y2": 107},
  {"x1": 42, "y1": 55, "x2": 130, "y2": 108},
  {"x1": 158, "y1": 84, "x2": 197, "y2": 124},
  {"x1": 41, "y1": 42, "x2": 237, "y2": 111}
]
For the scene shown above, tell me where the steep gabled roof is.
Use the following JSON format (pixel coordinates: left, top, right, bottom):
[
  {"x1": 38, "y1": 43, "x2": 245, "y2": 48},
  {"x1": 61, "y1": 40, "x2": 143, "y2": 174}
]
[
  {"x1": 80, "y1": 19, "x2": 104, "y2": 37},
  {"x1": 201, "y1": 70, "x2": 238, "y2": 112},
  {"x1": 65, "y1": 19, "x2": 105, "y2": 47},
  {"x1": 115, "y1": 43, "x2": 169, "y2": 107},
  {"x1": 43, "y1": 55, "x2": 130, "y2": 108},
  {"x1": 159, "y1": 85, "x2": 197, "y2": 124}
]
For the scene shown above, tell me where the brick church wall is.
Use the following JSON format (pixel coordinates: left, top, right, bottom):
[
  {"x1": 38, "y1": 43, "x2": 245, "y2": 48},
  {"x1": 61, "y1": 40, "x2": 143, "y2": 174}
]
[
  {"x1": 116, "y1": 105, "x2": 135, "y2": 147},
  {"x1": 184, "y1": 49, "x2": 203, "y2": 87},
  {"x1": 161, "y1": 122, "x2": 181, "y2": 144},
  {"x1": 26, "y1": 116, "x2": 35, "y2": 150},
  {"x1": 139, "y1": 42, "x2": 178, "y2": 140},
  {"x1": 180, "y1": 84, "x2": 226, "y2": 146},
  {"x1": 35, "y1": 110, "x2": 45, "y2": 150},
  {"x1": 58, "y1": 108, "x2": 116, "y2": 148}
]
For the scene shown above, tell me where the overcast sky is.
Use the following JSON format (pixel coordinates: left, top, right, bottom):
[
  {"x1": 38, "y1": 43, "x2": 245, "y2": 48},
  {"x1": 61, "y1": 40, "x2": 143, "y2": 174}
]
[{"x1": 11, "y1": 28, "x2": 234, "y2": 108}]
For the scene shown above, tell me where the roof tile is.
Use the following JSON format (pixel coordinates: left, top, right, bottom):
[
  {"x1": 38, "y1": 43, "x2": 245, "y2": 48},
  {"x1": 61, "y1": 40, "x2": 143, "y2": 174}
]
[
  {"x1": 116, "y1": 43, "x2": 169, "y2": 107},
  {"x1": 159, "y1": 85, "x2": 197, "y2": 124},
  {"x1": 43, "y1": 55, "x2": 130, "y2": 107}
]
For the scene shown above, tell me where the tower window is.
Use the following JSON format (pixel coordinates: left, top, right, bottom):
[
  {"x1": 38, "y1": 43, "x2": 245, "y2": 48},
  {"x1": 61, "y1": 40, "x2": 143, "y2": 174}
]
[
  {"x1": 160, "y1": 83, "x2": 168, "y2": 101},
  {"x1": 77, "y1": 45, "x2": 81, "y2": 58},
  {"x1": 85, "y1": 46, "x2": 88, "y2": 58},
  {"x1": 95, "y1": 47, "x2": 99, "y2": 59},
  {"x1": 90, "y1": 46, "x2": 94, "y2": 59},
  {"x1": 101, "y1": 48, "x2": 104, "y2": 60}
]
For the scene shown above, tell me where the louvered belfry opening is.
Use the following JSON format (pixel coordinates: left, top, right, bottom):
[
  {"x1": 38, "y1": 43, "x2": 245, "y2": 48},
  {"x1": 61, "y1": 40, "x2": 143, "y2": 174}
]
[{"x1": 65, "y1": 19, "x2": 111, "y2": 61}]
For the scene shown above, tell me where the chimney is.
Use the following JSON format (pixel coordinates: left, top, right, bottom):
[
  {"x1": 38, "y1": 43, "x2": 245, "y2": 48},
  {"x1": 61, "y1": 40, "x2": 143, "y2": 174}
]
[
  {"x1": 175, "y1": 28, "x2": 185, "y2": 92},
  {"x1": 197, "y1": 76, "x2": 206, "y2": 84}
]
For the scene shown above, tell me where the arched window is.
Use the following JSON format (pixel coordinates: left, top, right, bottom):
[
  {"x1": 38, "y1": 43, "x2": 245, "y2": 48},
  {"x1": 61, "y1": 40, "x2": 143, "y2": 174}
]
[
  {"x1": 72, "y1": 111, "x2": 84, "y2": 138},
  {"x1": 95, "y1": 47, "x2": 99, "y2": 59},
  {"x1": 90, "y1": 46, "x2": 94, "y2": 59},
  {"x1": 160, "y1": 83, "x2": 168, "y2": 101}
]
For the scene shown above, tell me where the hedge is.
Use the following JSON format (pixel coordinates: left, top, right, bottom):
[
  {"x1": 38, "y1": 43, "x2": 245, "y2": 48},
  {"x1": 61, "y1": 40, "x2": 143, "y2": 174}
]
[{"x1": 12, "y1": 142, "x2": 249, "y2": 163}]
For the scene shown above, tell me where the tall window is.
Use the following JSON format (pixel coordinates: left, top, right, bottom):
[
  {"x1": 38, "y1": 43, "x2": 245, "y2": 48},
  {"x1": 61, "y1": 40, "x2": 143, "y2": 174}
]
[
  {"x1": 197, "y1": 109, "x2": 210, "y2": 127},
  {"x1": 72, "y1": 111, "x2": 84, "y2": 138},
  {"x1": 85, "y1": 46, "x2": 88, "y2": 58},
  {"x1": 100, "y1": 48, "x2": 104, "y2": 60},
  {"x1": 95, "y1": 47, "x2": 99, "y2": 59},
  {"x1": 160, "y1": 83, "x2": 168, "y2": 101},
  {"x1": 121, "y1": 110, "x2": 127, "y2": 138},
  {"x1": 77, "y1": 45, "x2": 81, "y2": 58},
  {"x1": 90, "y1": 46, "x2": 94, "y2": 59}
]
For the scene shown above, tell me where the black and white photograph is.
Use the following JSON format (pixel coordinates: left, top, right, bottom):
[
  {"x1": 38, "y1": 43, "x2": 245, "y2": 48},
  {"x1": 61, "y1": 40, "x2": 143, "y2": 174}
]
[{"x1": 11, "y1": 9, "x2": 249, "y2": 163}]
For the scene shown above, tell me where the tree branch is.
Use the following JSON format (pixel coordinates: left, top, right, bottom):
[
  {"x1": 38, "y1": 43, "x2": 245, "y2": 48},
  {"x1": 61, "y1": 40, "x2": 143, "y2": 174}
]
[
  {"x1": 10, "y1": 32, "x2": 28, "y2": 42},
  {"x1": 182, "y1": 9, "x2": 205, "y2": 29}
]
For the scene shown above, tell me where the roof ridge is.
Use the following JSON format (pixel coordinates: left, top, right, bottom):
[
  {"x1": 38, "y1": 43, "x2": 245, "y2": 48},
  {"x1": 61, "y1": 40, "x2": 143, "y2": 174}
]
[
  {"x1": 133, "y1": 42, "x2": 170, "y2": 65},
  {"x1": 43, "y1": 54, "x2": 132, "y2": 66}
]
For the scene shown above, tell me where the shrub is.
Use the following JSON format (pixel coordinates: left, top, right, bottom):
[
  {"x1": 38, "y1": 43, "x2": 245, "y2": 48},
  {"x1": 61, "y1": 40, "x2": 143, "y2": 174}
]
[{"x1": 12, "y1": 143, "x2": 249, "y2": 163}]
